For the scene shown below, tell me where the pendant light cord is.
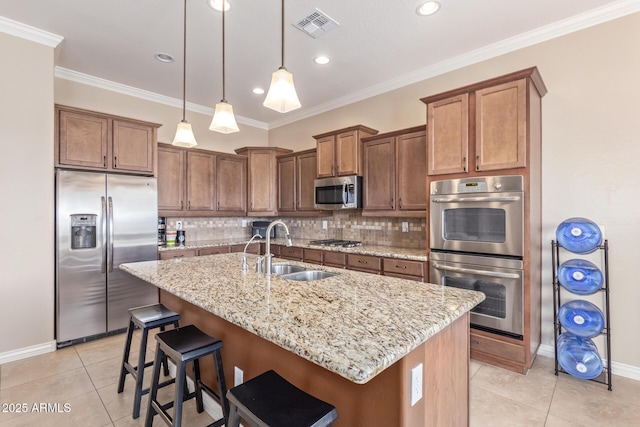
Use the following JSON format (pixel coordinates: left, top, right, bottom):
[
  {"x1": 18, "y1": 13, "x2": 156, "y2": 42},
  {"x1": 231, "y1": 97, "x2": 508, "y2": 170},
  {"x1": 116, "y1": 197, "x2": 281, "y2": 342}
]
[
  {"x1": 182, "y1": 0, "x2": 187, "y2": 121},
  {"x1": 221, "y1": 0, "x2": 226, "y2": 102},
  {"x1": 280, "y1": 0, "x2": 285, "y2": 68}
]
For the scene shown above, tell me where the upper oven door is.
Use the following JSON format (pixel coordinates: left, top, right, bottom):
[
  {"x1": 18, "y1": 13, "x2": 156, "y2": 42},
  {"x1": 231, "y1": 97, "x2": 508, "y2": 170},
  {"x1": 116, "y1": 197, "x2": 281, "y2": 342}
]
[{"x1": 430, "y1": 176, "x2": 524, "y2": 257}]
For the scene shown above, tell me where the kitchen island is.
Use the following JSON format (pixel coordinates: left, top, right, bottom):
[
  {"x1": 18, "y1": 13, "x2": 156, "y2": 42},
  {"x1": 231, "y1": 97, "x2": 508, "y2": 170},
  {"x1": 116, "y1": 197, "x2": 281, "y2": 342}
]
[{"x1": 121, "y1": 253, "x2": 484, "y2": 426}]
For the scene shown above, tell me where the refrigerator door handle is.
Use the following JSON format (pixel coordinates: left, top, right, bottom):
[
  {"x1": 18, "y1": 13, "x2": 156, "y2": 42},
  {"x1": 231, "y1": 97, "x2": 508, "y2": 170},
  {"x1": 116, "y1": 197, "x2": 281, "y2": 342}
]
[
  {"x1": 108, "y1": 196, "x2": 114, "y2": 273},
  {"x1": 101, "y1": 196, "x2": 107, "y2": 274}
]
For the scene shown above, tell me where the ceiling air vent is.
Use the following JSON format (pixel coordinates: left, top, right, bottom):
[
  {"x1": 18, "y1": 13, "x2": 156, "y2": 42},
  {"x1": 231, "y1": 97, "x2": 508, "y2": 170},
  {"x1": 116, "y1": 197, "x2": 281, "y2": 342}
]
[{"x1": 294, "y1": 8, "x2": 339, "y2": 39}]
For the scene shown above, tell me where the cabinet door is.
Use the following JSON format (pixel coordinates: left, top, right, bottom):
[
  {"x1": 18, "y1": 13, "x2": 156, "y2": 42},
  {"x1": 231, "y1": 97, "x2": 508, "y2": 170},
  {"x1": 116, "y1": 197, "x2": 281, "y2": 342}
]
[
  {"x1": 248, "y1": 150, "x2": 276, "y2": 213},
  {"x1": 159, "y1": 250, "x2": 197, "y2": 260},
  {"x1": 58, "y1": 109, "x2": 109, "y2": 169},
  {"x1": 363, "y1": 138, "x2": 395, "y2": 210},
  {"x1": 216, "y1": 155, "x2": 247, "y2": 212},
  {"x1": 427, "y1": 94, "x2": 469, "y2": 175},
  {"x1": 112, "y1": 119, "x2": 154, "y2": 173},
  {"x1": 157, "y1": 145, "x2": 185, "y2": 211},
  {"x1": 316, "y1": 136, "x2": 335, "y2": 178},
  {"x1": 396, "y1": 130, "x2": 427, "y2": 210},
  {"x1": 297, "y1": 151, "x2": 318, "y2": 211},
  {"x1": 186, "y1": 151, "x2": 216, "y2": 211},
  {"x1": 335, "y1": 130, "x2": 360, "y2": 176},
  {"x1": 475, "y1": 79, "x2": 526, "y2": 171},
  {"x1": 278, "y1": 156, "x2": 296, "y2": 212}
]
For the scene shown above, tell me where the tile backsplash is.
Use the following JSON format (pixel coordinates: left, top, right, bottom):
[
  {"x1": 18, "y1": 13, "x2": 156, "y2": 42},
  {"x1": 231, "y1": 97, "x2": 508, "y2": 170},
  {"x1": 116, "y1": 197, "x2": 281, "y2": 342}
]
[{"x1": 165, "y1": 212, "x2": 426, "y2": 249}]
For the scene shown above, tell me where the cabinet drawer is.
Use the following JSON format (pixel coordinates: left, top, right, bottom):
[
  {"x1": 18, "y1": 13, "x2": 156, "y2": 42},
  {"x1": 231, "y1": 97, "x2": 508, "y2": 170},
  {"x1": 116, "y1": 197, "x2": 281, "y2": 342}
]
[
  {"x1": 323, "y1": 251, "x2": 346, "y2": 267},
  {"x1": 304, "y1": 249, "x2": 323, "y2": 264},
  {"x1": 262, "y1": 243, "x2": 281, "y2": 256},
  {"x1": 159, "y1": 249, "x2": 197, "y2": 260},
  {"x1": 470, "y1": 332, "x2": 526, "y2": 364},
  {"x1": 230, "y1": 243, "x2": 260, "y2": 254},
  {"x1": 280, "y1": 246, "x2": 303, "y2": 260},
  {"x1": 383, "y1": 258, "x2": 425, "y2": 277},
  {"x1": 198, "y1": 246, "x2": 230, "y2": 256},
  {"x1": 347, "y1": 254, "x2": 382, "y2": 272}
]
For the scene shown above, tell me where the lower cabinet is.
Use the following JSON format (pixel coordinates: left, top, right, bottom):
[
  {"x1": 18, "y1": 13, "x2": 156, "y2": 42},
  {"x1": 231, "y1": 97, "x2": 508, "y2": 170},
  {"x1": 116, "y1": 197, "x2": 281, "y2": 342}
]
[
  {"x1": 198, "y1": 246, "x2": 230, "y2": 256},
  {"x1": 323, "y1": 251, "x2": 346, "y2": 268},
  {"x1": 159, "y1": 250, "x2": 198, "y2": 260},
  {"x1": 382, "y1": 258, "x2": 426, "y2": 282},
  {"x1": 347, "y1": 254, "x2": 382, "y2": 274},
  {"x1": 303, "y1": 249, "x2": 323, "y2": 265}
]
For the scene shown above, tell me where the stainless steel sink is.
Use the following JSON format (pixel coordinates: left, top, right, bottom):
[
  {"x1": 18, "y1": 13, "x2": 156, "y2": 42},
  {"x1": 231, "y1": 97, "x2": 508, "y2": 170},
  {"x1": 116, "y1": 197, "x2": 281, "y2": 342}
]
[
  {"x1": 270, "y1": 264, "x2": 307, "y2": 275},
  {"x1": 279, "y1": 270, "x2": 339, "y2": 281}
]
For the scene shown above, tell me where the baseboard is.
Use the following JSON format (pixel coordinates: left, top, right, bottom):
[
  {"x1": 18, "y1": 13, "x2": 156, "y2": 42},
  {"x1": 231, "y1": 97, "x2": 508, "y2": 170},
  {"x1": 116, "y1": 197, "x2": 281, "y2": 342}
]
[
  {"x1": 0, "y1": 341, "x2": 56, "y2": 365},
  {"x1": 538, "y1": 344, "x2": 640, "y2": 381}
]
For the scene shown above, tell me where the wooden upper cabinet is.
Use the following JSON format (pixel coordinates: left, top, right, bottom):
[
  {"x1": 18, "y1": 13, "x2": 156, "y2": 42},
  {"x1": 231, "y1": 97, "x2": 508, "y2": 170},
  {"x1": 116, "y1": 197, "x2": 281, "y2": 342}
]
[
  {"x1": 277, "y1": 155, "x2": 296, "y2": 212},
  {"x1": 313, "y1": 125, "x2": 378, "y2": 178},
  {"x1": 396, "y1": 130, "x2": 427, "y2": 210},
  {"x1": 362, "y1": 126, "x2": 426, "y2": 216},
  {"x1": 157, "y1": 145, "x2": 185, "y2": 211},
  {"x1": 186, "y1": 151, "x2": 216, "y2": 211},
  {"x1": 363, "y1": 137, "x2": 395, "y2": 210},
  {"x1": 236, "y1": 147, "x2": 292, "y2": 216},
  {"x1": 216, "y1": 154, "x2": 247, "y2": 212},
  {"x1": 426, "y1": 94, "x2": 469, "y2": 176},
  {"x1": 316, "y1": 136, "x2": 335, "y2": 178},
  {"x1": 55, "y1": 105, "x2": 159, "y2": 175},
  {"x1": 475, "y1": 79, "x2": 526, "y2": 171},
  {"x1": 58, "y1": 109, "x2": 109, "y2": 169},
  {"x1": 112, "y1": 120, "x2": 154, "y2": 173},
  {"x1": 296, "y1": 150, "x2": 318, "y2": 211}
]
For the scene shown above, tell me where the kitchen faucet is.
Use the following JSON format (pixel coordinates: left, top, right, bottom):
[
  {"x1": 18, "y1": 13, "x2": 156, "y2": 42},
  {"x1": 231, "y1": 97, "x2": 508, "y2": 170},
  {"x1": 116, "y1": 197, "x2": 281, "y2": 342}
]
[
  {"x1": 241, "y1": 233, "x2": 262, "y2": 271},
  {"x1": 263, "y1": 220, "x2": 293, "y2": 275}
]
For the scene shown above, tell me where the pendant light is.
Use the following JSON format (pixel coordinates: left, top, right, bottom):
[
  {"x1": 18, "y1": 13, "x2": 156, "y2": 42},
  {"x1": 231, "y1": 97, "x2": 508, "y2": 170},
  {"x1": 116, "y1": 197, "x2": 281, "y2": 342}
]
[
  {"x1": 210, "y1": 0, "x2": 239, "y2": 134},
  {"x1": 172, "y1": 0, "x2": 198, "y2": 147},
  {"x1": 263, "y1": 0, "x2": 301, "y2": 113}
]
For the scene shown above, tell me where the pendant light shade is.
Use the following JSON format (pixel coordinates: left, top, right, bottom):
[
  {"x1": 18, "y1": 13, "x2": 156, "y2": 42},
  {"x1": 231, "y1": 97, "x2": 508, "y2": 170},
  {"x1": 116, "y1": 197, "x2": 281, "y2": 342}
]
[
  {"x1": 210, "y1": 0, "x2": 239, "y2": 134},
  {"x1": 173, "y1": 0, "x2": 197, "y2": 148},
  {"x1": 210, "y1": 101, "x2": 239, "y2": 134},
  {"x1": 263, "y1": 0, "x2": 301, "y2": 113}
]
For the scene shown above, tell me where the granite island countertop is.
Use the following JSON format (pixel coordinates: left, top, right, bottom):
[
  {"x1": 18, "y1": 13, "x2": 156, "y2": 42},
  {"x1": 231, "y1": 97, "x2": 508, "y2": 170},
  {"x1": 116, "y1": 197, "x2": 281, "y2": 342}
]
[
  {"x1": 121, "y1": 252, "x2": 483, "y2": 384},
  {"x1": 159, "y1": 237, "x2": 428, "y2": 261}
]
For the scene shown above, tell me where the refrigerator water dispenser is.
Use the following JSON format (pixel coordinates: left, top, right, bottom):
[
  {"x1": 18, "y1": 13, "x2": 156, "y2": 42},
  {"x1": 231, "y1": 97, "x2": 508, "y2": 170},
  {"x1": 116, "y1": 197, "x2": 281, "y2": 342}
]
[{"x1": 70, "y1": 214, "x2": 97, "y2": 249}]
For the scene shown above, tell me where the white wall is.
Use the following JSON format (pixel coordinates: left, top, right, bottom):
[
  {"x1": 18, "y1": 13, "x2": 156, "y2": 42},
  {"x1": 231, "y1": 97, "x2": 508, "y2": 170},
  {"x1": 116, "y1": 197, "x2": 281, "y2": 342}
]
[
  {"x1": 0, "y1": 33, "x2": 55, "y2": 354},
  {"x1": 269, "y1": 13, "x2": 640, "y2": 369}
]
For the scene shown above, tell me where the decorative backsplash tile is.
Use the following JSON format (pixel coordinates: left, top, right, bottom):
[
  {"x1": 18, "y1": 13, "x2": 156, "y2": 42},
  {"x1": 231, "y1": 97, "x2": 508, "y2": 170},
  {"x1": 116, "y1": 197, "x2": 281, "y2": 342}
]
[{"x1": 164, "y1": 212, "x2": 426, "y2": 249}]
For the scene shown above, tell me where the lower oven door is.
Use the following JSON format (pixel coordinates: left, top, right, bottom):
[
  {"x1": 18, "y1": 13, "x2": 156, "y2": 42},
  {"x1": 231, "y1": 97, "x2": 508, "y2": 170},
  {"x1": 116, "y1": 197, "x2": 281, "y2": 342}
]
[{"x1": 429, "y1": 252, "x2": 524, "y2": 338}]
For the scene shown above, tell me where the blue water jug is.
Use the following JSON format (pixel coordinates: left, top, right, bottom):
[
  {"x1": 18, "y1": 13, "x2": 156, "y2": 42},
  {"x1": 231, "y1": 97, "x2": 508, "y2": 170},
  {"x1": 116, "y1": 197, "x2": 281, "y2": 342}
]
[
  {"x1": 558, "y1": 259, "x2": 603, "y2": 295},
  {"x1": 558, "y1": 300, "x2": 605, "y2": 338},
  {"x1": 557, "y1": 333, "x2": 603, "y2": 380},
  {"x1": 556, "y1": 217, "x2": 603, "y2": 254}
]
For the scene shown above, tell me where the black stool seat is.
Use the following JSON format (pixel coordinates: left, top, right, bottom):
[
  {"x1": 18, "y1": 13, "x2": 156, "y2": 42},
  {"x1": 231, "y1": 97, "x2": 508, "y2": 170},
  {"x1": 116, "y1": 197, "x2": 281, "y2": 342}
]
[
  {"x1": 226, "y1": 370, "x2": 338, "y2": 427},
  {"x1": 146, "y1": 324, "x2": 228, "y2": 427},
  {"x1": 118, "y1": 303, "x2": 180, "y2": 419}
]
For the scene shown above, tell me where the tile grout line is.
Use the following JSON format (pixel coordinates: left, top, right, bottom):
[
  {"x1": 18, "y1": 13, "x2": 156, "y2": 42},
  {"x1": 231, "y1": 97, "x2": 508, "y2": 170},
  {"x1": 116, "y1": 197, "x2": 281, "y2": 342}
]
[{"x1": 542, "y1": 371, "x2": 559, "y2": 426}]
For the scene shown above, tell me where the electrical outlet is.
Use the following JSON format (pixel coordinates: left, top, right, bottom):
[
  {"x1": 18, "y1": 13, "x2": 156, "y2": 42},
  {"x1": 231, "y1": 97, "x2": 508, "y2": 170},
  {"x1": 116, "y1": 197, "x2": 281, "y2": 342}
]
[
  {"x1": 322, "y1": 220, "x2": 328, "y2": 230},
  {"x1": 234, "y1": 366, "x2": 243, "y2": 386},
  {"x1": 402, "y1": 222, "x2": 409, "y2": 233},
  {"x1": 410, "y1": 363, "x2": 423, "y2": 406},
  {"x1": 176, "y1": 221, "x2": 182, "y2": 230},
  {"x1": 242, "y1": 220, "x2": 247, "y2": 227}
]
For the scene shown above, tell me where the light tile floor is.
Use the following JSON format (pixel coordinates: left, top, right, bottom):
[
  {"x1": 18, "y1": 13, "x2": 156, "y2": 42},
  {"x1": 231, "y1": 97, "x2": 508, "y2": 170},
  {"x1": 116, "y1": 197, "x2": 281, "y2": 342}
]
[{"x1": 0, "y1": 331, "x2": 638, "y2": 426}]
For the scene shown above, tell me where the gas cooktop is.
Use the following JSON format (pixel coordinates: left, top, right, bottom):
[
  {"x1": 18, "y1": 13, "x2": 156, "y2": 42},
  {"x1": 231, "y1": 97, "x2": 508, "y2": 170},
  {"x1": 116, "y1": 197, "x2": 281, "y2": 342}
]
[{"x1": 309, "y1": 239, "x2": 362, "y2": 248}]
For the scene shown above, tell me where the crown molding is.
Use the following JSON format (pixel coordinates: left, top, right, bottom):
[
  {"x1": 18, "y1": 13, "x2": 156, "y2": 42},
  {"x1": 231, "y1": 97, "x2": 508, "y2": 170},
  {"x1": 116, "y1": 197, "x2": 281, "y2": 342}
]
[
  {"x1": 54, "y1": 67, "x2": 269, "y2": 130},
  {"x1": 269, "y1": 0, "x2": 640, "y2": 129},
  {"x1": 0, "y1": 16, "x2": 63, "y2": 47}
]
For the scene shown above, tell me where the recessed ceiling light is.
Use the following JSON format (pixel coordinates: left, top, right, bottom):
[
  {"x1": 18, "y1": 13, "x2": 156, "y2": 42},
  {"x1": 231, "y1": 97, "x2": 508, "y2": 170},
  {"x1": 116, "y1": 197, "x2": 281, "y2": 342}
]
[
  {"x1": 207, "y1": 0, "x2": 230, "y2": 12},
  {"x1": 154, "y1": 53, "x2": 174, "y2": 63},
  {"x1": 314, "y1": 56, "x2": 331, "y2": 65},
  {"x1": 416, "y1": 1, "x2": 441, "y2": 16},
  {"x1": 252, "y1": 88, "x2": 265, "y2": 95}
]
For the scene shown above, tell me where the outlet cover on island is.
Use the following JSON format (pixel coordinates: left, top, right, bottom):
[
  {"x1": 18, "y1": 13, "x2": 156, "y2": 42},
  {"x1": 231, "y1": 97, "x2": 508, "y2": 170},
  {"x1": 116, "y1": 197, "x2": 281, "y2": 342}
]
[
  {"x1": 234, "y1": 366, "x2": 243, "y2": 386},
  {"x1": 402, "y1": 221, "x2": 409, "y2": 233},
  {"x1": 322, "y1": 220, "x2": 328, "y2": 230},
  {"x1": 410, "y1": 363, "x2": 423, "y2": 406}
]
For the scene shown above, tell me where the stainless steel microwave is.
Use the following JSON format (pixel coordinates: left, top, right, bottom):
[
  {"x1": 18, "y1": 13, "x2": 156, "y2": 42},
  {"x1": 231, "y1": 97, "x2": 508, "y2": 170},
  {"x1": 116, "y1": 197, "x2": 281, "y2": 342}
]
[{"x1": 314, "y1": 175, "x2": 362, "y2": 210}]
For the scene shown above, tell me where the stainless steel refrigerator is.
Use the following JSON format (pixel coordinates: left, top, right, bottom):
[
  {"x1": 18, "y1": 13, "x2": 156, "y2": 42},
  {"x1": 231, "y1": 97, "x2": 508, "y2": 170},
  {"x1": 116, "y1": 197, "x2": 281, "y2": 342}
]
[{"x1": 55, "y1": 169, "x2": 159, "y2": 346}]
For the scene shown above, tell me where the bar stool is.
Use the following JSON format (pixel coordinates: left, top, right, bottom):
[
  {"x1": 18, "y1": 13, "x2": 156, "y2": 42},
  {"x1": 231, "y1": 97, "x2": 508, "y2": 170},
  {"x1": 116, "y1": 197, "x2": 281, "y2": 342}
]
[
  {"x1": 226, "y1": 370, "x2": 338, "y2": 427},
  {"x1": 117, "y1": 303, "x2": 180, "y2": 419},
  {"x1": 145, "y1": 324, "x2": 228, "y2": 427}
]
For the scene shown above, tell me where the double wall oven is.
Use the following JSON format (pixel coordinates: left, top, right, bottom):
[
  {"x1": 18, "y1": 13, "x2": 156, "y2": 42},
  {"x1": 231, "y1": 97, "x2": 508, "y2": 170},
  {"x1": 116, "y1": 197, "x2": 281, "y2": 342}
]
[{"x1": 429, "y1": 175, "x2": 525, "y2": 339}]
